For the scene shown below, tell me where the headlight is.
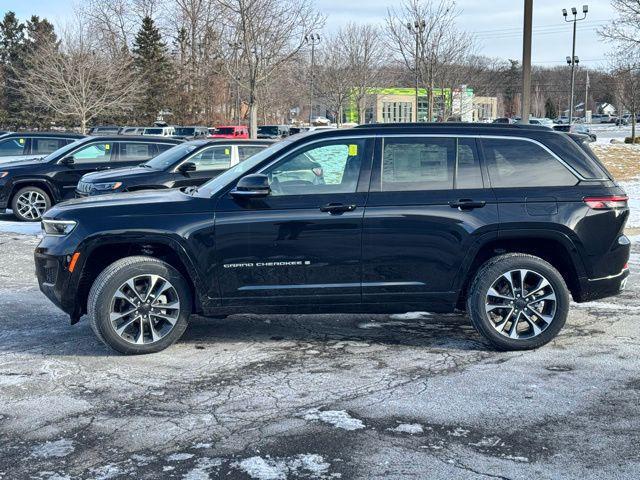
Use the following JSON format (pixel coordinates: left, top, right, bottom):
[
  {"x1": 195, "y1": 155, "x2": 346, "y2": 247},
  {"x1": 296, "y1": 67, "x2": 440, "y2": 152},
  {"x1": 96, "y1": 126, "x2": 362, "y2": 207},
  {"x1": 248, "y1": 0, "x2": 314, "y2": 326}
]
[
  {"x1": 92, "y1": 182, "x2": 123, "y2": 191},
  {"x1": 0, "y1": 172, "x2": 8, "y2": 179},
  {"x1": 42, "y1": 219, "x2": 77, "y2": 236}
]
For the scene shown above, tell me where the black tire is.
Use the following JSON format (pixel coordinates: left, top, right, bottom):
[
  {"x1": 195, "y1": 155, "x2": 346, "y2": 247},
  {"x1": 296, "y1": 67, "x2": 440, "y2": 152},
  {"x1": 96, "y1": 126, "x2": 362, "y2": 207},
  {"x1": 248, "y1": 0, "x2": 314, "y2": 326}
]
[
  {"x1": 11, "y1": 186, "x2": 51, "y2": 222},
  {"x1": 466, "y1": 253, "x2": 570, "y2": 351},
  {"x1": 88, "y1": 256, "x2": 192, "y2": 354}
]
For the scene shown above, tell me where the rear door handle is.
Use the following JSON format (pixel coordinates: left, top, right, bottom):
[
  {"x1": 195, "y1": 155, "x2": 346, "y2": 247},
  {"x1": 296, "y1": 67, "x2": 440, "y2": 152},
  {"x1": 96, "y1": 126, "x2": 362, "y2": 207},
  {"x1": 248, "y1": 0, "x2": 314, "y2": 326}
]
[
  {"x1": 96, "y1": 166, "x2": 110, "y2": 171},
  {"x1": 449, "y1": 199, "x2": 486, "y2": 210},
  {"x1": 320, "y1": 203, "x2": 357, "y2": 214}
]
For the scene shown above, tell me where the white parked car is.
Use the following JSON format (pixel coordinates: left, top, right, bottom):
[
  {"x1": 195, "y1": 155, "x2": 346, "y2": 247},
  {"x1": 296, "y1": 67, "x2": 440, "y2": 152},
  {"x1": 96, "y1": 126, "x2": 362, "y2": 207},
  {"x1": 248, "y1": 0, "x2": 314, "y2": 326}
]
[{"x1": 142, "y1": 126, "x2": 175, "y2": 137}]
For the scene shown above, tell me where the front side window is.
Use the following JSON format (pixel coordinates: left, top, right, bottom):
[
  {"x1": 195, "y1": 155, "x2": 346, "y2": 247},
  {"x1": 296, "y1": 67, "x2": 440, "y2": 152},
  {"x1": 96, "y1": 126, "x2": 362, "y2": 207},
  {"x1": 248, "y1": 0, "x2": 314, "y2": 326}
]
[
  {"x1": 238, "y1": 145, "x2": 266, "y2": 162},
  {"x1": 262, "y1": 139, "x2": 365, "y2": 196},
  {"x1": 382, "y1": 137, "x2": 454, "y2": 191},
  {"x1": 482, "y1": 138, "x2": 577, "y2": 188},
  {"x1": 31, "y1": 138, "x2": 66, "y2": 155},
  {"x1": 71, "y1": 142, "x2": 112, "y2": 164},
  {"x1": 189, "y1": 146, "x2": 232, "y2": 171},
  {"x1": 117, "y1": 142, "x2": 155, "y2": 162},
  {"x1": 0, "y1": 137, "x2": 26, "y2": 156}
]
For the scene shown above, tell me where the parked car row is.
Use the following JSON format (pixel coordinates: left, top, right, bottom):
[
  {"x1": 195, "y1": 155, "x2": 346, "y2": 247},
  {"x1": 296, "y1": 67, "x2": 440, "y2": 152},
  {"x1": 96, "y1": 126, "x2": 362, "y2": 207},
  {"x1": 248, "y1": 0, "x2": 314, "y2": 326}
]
[{"x1": 0, "y1": 135, "x2": 272, "y2": 221}]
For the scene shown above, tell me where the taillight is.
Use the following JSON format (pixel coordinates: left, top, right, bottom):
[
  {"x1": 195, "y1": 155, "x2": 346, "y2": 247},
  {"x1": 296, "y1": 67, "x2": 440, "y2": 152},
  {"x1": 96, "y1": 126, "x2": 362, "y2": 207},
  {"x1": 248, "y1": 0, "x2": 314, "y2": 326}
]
[{"x1": 583, "y1": 195, "x2": 628, "y2": 210}]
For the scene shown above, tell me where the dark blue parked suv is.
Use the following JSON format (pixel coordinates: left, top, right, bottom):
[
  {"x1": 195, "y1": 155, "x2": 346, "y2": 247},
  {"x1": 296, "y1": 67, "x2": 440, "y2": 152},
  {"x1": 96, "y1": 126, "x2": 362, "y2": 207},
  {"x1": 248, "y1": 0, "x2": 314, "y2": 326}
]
[{"x1": 35, "y1": 124, "x2": 630, "y2": 354}]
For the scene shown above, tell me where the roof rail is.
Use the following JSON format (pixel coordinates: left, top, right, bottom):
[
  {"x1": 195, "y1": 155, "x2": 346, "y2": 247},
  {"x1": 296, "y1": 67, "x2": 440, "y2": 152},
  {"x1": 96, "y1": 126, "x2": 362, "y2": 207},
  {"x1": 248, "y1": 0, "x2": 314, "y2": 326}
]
[{"x1": 353, "y1": 122, "x2": 551, "y2": 130}]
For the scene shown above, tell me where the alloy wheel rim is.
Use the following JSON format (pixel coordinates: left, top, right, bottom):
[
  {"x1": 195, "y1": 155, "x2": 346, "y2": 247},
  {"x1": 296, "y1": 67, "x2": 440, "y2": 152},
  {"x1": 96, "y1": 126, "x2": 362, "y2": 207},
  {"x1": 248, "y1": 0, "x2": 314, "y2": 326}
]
[
  {"x1": 485, "y1": 269, "x2": 557, "y2": 340},
  {"x1": 109, "y1": 274, "x2": 180, "y2": 345},
  {"x1": 16, "y1": 191, "x2": 47, "y2": 220}
]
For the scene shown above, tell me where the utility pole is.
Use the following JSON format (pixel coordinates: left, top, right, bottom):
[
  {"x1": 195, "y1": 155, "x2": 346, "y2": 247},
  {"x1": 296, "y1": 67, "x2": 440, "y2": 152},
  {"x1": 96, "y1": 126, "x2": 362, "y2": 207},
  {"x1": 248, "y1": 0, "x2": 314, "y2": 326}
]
[
  {"x1": 305, "y1": 33, "x2": 321, "y2": 124},
  {"x1": 407, "y1": 20, "x2": 426, "y2": 122},
  {"x1": 563, "y1": 5, "x2": 588, "y2": 124},
  {"x1": 520, "y1": 0, "x2": 533, "y2": 124},
  {"x1": 584, "y1": 70, "x2": 590, "y2": 119}
]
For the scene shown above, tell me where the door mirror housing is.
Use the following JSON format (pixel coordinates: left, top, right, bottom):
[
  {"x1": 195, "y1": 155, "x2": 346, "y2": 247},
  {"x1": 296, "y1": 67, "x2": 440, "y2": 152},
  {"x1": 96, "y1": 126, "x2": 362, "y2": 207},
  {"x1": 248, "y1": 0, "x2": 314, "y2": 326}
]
[
  {"x1": 178, "y1": 161, "x2": 197, "y2": 173},
  {"x1": 231, "y1": 174, "x2": 270, "y2": 198},
  {"x1": 59, "y1": 156, "x2": 75, "y2": 166}
]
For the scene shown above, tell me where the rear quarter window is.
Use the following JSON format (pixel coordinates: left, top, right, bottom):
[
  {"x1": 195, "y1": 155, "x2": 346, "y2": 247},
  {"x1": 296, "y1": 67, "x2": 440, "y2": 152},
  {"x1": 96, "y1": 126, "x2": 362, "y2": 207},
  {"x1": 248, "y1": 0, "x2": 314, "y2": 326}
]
[{"x1": 481, "y1": 138, "x2": 577, "y2": 188}]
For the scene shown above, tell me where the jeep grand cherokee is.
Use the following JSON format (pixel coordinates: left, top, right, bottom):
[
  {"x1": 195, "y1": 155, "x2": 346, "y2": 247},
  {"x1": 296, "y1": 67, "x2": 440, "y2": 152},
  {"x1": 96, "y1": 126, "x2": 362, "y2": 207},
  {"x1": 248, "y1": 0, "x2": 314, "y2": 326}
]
[{"x1": 35, "y1": 124, "x2": 630, "y2": 354}]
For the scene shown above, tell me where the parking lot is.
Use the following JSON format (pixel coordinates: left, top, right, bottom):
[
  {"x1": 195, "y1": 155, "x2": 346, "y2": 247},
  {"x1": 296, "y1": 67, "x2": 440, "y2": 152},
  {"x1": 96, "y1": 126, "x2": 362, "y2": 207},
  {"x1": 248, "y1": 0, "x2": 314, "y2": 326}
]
[{"x1": 0, "y1": 222, "x2": 638, "y2": 479}]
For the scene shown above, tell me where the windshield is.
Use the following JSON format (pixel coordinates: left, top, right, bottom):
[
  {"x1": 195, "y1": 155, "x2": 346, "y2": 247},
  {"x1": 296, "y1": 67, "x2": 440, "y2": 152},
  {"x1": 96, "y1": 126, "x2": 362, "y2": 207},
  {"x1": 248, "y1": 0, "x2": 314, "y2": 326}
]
[
  {"x1": 216, "y1": 127, "x2": 234, "y2": 135},
  {"x1": 196, "y1": 139, "x2": 293, "y2": 197},
  {"x1": 144, "y1": 143, "x2": 200, "y2": 170},
  {"x1": 144, "y1": 128, "x2": 163, "y2": 135},
  {"x1": 174, "y1": 127, "x2": 195, "y2": 136},
  {"x1": 42, "y1": 138, "x2": 86, "y2": 162},
  {"x1": 258, "y1": 126, "x2": 279, "y2": 136}
]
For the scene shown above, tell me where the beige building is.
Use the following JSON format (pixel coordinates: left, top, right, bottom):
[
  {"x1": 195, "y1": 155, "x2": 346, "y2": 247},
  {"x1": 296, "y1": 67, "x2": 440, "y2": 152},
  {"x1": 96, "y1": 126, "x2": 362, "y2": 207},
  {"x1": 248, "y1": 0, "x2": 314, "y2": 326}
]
[{"x1": 472, "y1": 97, "x2": 498, "y2": 122}]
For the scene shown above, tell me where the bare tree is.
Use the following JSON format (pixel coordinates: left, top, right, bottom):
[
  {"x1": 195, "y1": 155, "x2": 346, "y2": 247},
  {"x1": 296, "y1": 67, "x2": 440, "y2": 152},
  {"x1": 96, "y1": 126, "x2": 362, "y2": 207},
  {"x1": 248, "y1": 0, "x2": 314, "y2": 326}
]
[
  {"x1": 217, "y1": 0, "x2": 324, "y2": 137},
  {"x1": 612, "y1": 58, "x2": 640, "y2": 141},
  {"x1": 18, "y1": 22, "x2": 141, "y2": 133},
  {"x1": 386, "y1": 0, "x2": 473, "y2": 121},
  {"x1": 315, "y1": 36, "x2": 353, "y2": 126},
  {"x1": 599, "y1": 0, "x2": 640, "y2": 53}
]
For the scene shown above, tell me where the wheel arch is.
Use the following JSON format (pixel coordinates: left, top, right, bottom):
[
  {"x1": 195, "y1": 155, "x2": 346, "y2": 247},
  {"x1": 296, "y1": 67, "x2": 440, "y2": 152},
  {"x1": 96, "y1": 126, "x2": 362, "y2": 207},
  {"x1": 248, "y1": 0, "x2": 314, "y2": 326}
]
[
  {"x1": 9, "y1": 179, "x2": 59, "y2": 206},
  {"x1": 456, "y1": 231, "x2": 586, "y2": 308},
  {"x1": 74, "y1": 235, "x2": 204, "y2": 318}
]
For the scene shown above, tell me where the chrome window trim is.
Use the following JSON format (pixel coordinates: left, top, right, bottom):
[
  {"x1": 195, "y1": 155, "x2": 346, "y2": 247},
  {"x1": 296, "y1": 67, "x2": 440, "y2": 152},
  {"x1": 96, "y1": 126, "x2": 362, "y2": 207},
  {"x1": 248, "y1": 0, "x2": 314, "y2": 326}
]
[{"x1": 255, "y1": 133, "x2": 599, "y2": 182}]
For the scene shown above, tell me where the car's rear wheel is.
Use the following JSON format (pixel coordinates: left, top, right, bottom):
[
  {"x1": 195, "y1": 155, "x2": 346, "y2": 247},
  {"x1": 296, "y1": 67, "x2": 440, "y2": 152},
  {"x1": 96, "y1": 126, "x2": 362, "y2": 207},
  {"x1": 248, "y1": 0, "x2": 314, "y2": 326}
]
[
  {"x1": 11, "y1": 186, "x2": 51, "y2": 222},
  {"x1": 88, "y1": 256, "x2": 192, "y2": 354},
  {"x1": 467, "y1": 253, "x2": 570, "y2": 350}
]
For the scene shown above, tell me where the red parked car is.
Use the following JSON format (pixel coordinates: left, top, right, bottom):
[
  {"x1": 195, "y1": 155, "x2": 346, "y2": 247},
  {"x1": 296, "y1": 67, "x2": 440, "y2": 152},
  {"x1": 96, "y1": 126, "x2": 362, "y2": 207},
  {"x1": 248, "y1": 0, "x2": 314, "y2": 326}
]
[{"x1": 210, "y1": 125, "x2": 249, "y2": 139}]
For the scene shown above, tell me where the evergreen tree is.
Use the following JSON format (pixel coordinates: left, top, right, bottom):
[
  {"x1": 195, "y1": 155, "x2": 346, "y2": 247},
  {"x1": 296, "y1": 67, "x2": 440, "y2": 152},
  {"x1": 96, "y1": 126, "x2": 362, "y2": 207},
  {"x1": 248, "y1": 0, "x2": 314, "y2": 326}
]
[
  {"x1": 544, "y1": 97, "x2": 557, "y2": 120},
  {"x1": 132, "y1": 17, "x2": 173, "y2": 124},
  {"x1": 0, "y1": 12, "x2": 25, "y2": 127}
]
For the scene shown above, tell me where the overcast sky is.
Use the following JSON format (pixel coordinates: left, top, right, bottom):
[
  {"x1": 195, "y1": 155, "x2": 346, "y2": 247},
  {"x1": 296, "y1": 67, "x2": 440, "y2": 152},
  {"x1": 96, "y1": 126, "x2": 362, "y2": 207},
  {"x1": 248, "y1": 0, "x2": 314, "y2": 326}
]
[{"x1": 2, "y1": 0, "x2": 617, "y2": 67}]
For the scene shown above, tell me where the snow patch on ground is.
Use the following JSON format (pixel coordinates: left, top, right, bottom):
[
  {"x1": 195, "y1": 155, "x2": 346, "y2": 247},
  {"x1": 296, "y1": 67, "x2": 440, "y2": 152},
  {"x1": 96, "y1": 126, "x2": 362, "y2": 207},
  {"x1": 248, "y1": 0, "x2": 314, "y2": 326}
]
[
  {"x1": 357, "y1": 320, "x2": 414, "y2": 329},
  {"x1": 389, "y1": 312, "x2": 431, "y2": 320},
  {"x1": 182, "y1": 457, "x2": 222, "y2": 480},
  {"x1": 302, "y1": 408, "x2": 365, "y2": 431},
  {"x1": 0, "y1": 219, "x2": 41, "y2": 236},
  {"x1": 166, "y1": 452, "x2": 195, "y2": 461},
  {"x1": 30, "y1": 439, "x2": 74, "y2": 459},
  {"x1": 572, "y1": 301, "x2": 640, "y2": 312},
  {"x1": 619, "y1": 180, "x2": 640, "y2": 228},
  {"x1": 388, "y1": 423, "x2": 424, "y2": 434},
  {"x1": 233, "y1": 454, "x2": 332, "y2": 480}
]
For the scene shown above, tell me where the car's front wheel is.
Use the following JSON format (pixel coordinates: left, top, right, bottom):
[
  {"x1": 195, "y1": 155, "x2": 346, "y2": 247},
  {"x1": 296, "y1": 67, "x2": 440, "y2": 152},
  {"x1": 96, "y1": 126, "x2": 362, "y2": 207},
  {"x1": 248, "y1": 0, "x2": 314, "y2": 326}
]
[
  {"x1": 88, "y1": 256, "x2": 192, "y2": 354},
  {"x1": 467, "y1": 253, "x2": 570, "y2": 350},
  {"x1": 11, "y1": 186, "x2": 51, "y2": 222}
]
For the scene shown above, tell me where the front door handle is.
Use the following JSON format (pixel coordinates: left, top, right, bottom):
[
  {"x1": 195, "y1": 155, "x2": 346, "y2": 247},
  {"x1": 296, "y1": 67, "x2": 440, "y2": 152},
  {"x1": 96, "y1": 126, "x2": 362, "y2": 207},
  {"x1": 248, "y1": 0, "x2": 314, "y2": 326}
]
[
  {"x1": 449, "y1": 199, "x2": 486, "y2": 210},
  {"x1": 96, "y1": 166, "x2": 110, "y2": 171},
  {"x1": 320, "y1": 203, "x2": 357, "y2": 214}
]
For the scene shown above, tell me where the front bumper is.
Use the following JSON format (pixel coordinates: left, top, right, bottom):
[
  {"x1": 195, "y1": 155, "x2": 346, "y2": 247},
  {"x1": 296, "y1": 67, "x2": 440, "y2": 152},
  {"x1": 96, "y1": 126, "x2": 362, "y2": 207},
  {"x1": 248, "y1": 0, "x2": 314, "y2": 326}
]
[{"x1": 575, "y1": 267, "x2": 630, "y2": 302}]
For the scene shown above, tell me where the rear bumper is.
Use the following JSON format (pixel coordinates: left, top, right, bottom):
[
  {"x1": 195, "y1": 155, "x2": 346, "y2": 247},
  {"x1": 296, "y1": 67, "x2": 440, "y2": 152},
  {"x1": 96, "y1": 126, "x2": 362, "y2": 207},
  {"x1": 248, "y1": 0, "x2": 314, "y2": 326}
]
[{"x1": 575, "y1": 268, "x2": 630, "y2": 302}]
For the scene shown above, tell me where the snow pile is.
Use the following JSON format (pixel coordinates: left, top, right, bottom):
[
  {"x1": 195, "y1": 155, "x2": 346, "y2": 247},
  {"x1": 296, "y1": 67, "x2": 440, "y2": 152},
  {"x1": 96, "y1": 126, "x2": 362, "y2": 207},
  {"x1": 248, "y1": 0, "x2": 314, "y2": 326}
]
[
  {"x1": 302, "y1": 408, "x2": 365, "y2": 431},
  {"x1": 388, "y1": 423, "x2": 424, "y2": 434},
  {"x1": 619, "y1": 180, "x2": 640, "y2": 228},
  {"x1": 0, "y1": 220, "x2": 41, "y2": 236},
  {"x1": 234, "y1": 454, "x2": 331, "y2": 480}
]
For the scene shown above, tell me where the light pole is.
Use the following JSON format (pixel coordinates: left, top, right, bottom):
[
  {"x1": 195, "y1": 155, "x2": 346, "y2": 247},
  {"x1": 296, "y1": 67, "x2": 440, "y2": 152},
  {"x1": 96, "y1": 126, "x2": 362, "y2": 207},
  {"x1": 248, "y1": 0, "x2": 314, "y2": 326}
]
[
  {"x1": 407, "y1": 20, "x2": 425, "y2": 122},
  {"x1": 520, "y1": 0, "x2": 533, "y2": 124},
  {"x1": 305, "y1": 33, "x2": 321, "y2": 124},
  {"x1": 563, "y1": 5, "x2": 588, "y2": 124}
]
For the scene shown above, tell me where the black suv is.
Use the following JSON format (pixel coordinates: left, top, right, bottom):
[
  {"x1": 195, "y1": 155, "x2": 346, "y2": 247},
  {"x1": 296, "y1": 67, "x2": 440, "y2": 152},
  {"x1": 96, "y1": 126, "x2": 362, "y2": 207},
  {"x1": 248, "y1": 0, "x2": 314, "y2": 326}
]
[
  {"x1": 0, "y1": 135, "x2": 181, "y2": 221},
  {"x1": 0, "y1": 132, "x2": 84, "y2": 161},
  {"x1": 35, "y1": 124, "x2": 630, "y2": 354},
  {"x1": 76, "y1": 140, "x2": 273, "y2": 197}
]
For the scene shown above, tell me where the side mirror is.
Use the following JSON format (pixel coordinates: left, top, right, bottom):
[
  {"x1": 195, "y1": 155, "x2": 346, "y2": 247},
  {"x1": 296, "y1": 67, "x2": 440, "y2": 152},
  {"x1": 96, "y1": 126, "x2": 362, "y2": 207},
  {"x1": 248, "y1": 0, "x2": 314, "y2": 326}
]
[
  {"x1": 178, "y1": 162, "x2": 197, "y2": 173},
  {"x1": 230, "y1": 174, "x2": 270, "y2": 198},
  {"x1": 60, "y1": 156, "x2": 75, "y2": 166}
]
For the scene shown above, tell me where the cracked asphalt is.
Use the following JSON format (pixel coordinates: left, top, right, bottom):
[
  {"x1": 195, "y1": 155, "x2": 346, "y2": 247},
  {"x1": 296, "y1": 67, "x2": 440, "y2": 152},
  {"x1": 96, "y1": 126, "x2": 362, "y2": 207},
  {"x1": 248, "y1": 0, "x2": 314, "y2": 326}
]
[{"x1": 0, "y1": 231, "x2": 639, "y2": 480}]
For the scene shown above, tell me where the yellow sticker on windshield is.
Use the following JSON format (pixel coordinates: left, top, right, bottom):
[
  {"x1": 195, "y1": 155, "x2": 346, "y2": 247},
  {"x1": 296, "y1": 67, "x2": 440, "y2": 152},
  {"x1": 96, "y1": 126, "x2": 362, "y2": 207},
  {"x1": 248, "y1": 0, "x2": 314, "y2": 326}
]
[
  {"x1": 19, "y1": 138, "x2": 25, "y2": 144},
  {"x1": 105, "y1": 144, "x2": 110, "y2": 150},
  {"x1": 348, "y1": 144, "x2": 358, "y2": 156},
  {"x1": 225, "y1": 148, "x2": 230, "y2": 155}
]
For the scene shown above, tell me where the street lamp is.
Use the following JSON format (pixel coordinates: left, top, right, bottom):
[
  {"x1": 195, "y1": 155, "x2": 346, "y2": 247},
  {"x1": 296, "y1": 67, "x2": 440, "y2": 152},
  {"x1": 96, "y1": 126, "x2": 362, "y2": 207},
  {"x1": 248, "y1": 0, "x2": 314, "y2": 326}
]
[
  {"x1": 305, "y1": 33, "x2": 321, "y2": 124},
  {"x1": 407, "y1": 20, "x2": 426, "y2": 122},
  {"x1": 563, "y1": 5, "x2": 588, "y2": 124}
]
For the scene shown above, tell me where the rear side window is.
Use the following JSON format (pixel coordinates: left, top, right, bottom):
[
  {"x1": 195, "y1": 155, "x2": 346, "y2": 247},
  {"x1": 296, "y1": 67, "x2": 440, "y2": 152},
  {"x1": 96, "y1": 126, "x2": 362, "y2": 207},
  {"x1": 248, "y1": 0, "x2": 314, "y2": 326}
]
[
  {"x1": 71, "y1": 142, "x2": 112, "y2": 164},
  {"x1": 237, "y1": 145, "x2": 265, "y2": 161},
  {"x1": 117, "y1": 142, "x2": 156, "y2": 162},
  {"x1": 31, "y1": 138, "x2": 66, "y2": 155},
  {"x1": 382, "y1": 137, "x2": 454, "y2": 191},
  {"x1": 190, "y1": 145, "x2": 232, "y2": 171},
  {"x1": 482, "y1": 138, "x2": 577, "y2": 188}
]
